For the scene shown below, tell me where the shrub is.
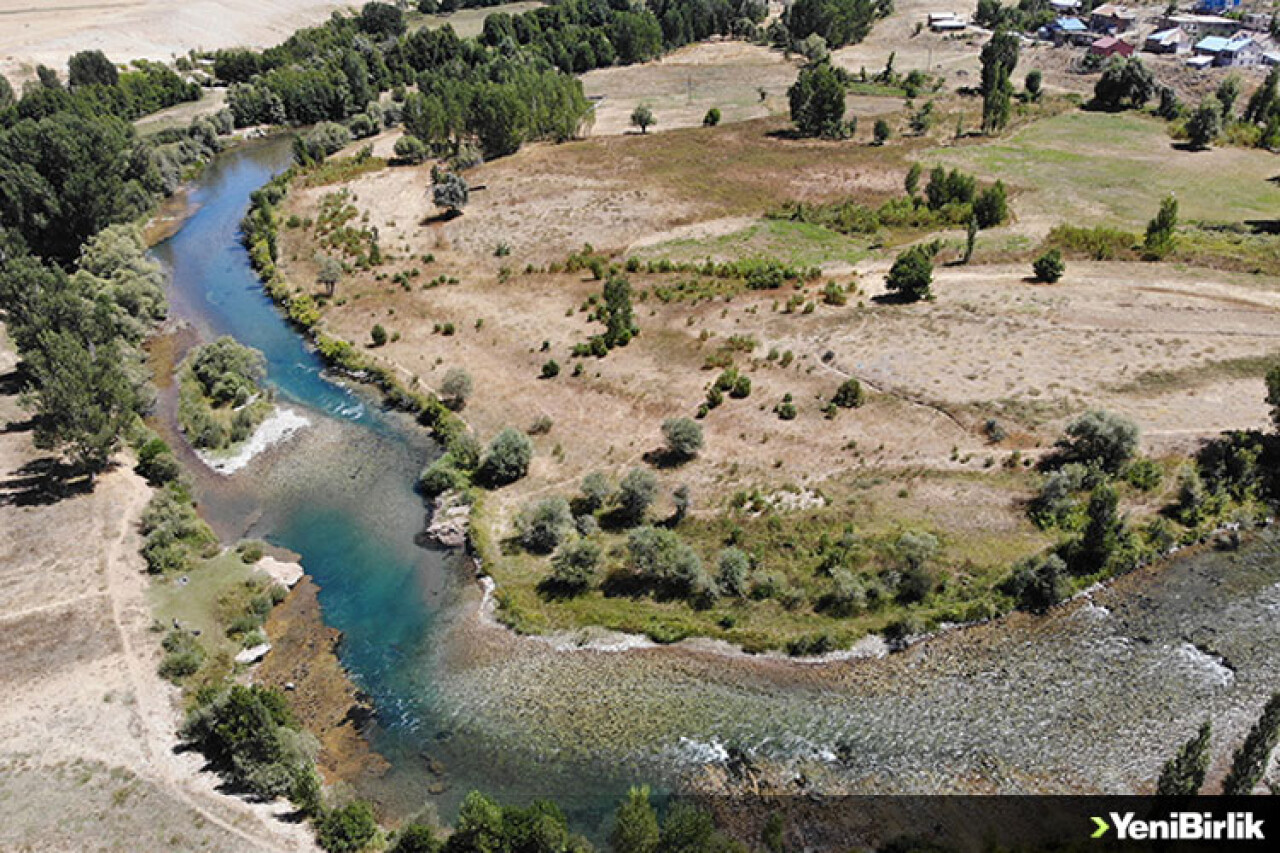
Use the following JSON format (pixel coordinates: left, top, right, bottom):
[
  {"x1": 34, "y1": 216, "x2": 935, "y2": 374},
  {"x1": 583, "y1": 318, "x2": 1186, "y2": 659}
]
[
  {"x1": 540, "y1": 359, "x2": 560, "y2": 379},
  {"x1": 548, "y1": 537, "x2": 602, "y2": 594},
  {"x1": 832, "y1": 377, "x2": 864, "y2": 408},
  {"x1": 626, "y1": 526, "x2": 709, "y2": 599},
  {"x1": 370, "y1": 324, "x2": 388, "y2": 347},
  {"x1": 1125, "y1": 457, "x2": 1163, "y2": 492},
  {"x1": 158, "y1": 630, "x2": 205, "y2": 681},
  {"x1": 1032, "y1": 248, "x2": 1064, "y2": 283},
  {"x1": 393, "y1": 134, "x2": 429, "y2": 164},
  {"x1": 616, "y1": 467, "x2": 659, "y2": 525},
  {"x1": 1055, "y1": 410, "x2": 1140, "y2": 474},
  {"x1": 1001, "y1": 553, "x2": 1069, "y2": 612},
  {"x1": 873, "y1": 118, "x2": 891, "y2": 145},
  {"x1": 715, "y1": 547, "x2": 751, "y2": 597},
  {"x1": 516, "y1": 496, "x2": 573, "y2": 553},
  {"x1": 775, "y1": 394, "x2": 797, "y2": 420},
  {"x1": 440, "y1": 367, "x2": 473, "y2": 410},
  {"x1": 885, "y1": 245, "x2": 933, "y2": 301},
  {"x1": 661, "y1": 417, "x2": 704, "y2": 460},
  {"x1": 703, "y1": 107, "x2": 721, "y2": 127},
  {"x1": 568, "y1": 473, "x2": 611, "y2": 516},
  {"x1": 478, "y1": 428, "x2": 532, "y2": 487},
  {"x1": 316, "y1": 802, "x2": 379, "y2": 853},
  {"x1": 418, "y1": 458, "x2": 466, "y2": 496}
]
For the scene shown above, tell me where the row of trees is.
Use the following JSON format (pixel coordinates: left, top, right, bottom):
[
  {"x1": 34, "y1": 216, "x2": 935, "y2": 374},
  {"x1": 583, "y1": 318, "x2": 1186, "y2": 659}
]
[{"x1": 1158, "y1": 692, "x2": 1280, "y2": 795}]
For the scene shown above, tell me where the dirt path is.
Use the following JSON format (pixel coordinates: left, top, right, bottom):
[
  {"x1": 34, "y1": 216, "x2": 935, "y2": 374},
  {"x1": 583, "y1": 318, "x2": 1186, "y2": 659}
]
[{"x1": 0, "y1": 329, "x2": 317, "y2": 852}]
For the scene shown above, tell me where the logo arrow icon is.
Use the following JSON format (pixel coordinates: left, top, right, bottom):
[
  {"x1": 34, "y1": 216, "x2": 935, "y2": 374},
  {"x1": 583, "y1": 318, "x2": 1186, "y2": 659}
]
[{"x1": 1091, "y1": 816, "x2": 1111, "y2": 839}]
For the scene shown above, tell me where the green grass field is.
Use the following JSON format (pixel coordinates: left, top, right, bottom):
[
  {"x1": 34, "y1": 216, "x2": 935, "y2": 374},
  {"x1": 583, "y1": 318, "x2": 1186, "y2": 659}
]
[
  {"x1": 928, "y1": 111, "x2": 1280, "y2": 229},
  {"x1": 632, "y1": 218, "x2": 872, "y2": 269}
]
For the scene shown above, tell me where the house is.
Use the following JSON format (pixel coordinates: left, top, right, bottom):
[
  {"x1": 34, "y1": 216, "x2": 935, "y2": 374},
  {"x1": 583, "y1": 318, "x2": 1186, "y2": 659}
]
[
  {"x1": 1046, "y1": 16, "x2": 1092, "y2": 45},
  {"x1": 1165, "y1": 14, "x2": 1239, "y2": 40},
  {"x1": 1090, "y1": 4, "x2": 1137, "y2": 34},
  {"x1": 1243, "y1": 12, "x2": 1271, "y2": 31},
  {"x1": 928, "y1": 12, "x2": 967, "y2": 32},
  {"x1": 1144, "y1": 28, "x2": 1189, "y2": 54},
  {"x1": 1197, "y1": 0, "x2": 1241, "y2": 13},
  {"x1": 1091, "y1": 36, "x2": 1135, "y2": 57},
  {"x1": 1219, "y1": 34, "x2": 1263, "y2": 66},
  {"x1": 1264, "y1": 51, "x2": 1280, "y2": 66},
  {"x1": 1049, "y1": 0, "x2": 1082, "y2": 12},
  {"x1": 1185, "y1": 53, "x2": 1215, "y2": 69},
  {"x1": 1195, "y1": 34, "x2": 1263, "y2": 66}
]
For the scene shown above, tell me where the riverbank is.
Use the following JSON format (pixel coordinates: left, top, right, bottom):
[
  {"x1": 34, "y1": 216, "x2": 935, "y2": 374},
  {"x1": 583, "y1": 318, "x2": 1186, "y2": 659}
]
[{"x1": 0, "y1": 332, "x2": 317, "y2": 853}]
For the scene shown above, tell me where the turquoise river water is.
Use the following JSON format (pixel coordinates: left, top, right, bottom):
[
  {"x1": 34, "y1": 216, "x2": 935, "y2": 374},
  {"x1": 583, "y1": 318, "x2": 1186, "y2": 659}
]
[{"x1": 151, "y1": 140, "x2": 1280, "y2": 837}]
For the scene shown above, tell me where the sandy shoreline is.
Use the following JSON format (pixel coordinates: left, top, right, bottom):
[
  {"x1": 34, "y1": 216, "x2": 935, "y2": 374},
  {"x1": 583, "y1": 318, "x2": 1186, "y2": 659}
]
[{"x1": 195, "y1": 405, "x2": 310, "y2": 475}]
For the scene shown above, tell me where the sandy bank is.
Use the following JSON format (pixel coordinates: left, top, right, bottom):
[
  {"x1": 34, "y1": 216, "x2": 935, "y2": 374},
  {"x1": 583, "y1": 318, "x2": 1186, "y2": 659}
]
[{"x1": 196, "y1": 405, "x2": 310, "y2": 475}]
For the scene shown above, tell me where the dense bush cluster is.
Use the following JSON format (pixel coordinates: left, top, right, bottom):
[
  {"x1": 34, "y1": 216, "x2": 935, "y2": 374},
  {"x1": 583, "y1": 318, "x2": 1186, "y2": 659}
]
[{"x1": 178, "y1": 337, "x2": 272, "y2": 450}]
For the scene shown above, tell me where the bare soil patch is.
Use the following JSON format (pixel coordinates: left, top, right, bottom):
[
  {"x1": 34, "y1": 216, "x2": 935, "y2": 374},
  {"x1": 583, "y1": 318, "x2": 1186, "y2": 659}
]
[{"x1": 0, "y1": 330, "x2": 316, "y2": 852}]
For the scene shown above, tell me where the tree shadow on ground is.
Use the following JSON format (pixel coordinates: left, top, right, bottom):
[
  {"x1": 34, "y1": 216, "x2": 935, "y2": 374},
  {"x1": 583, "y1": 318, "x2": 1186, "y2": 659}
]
[{"x1": 0, "y1": 456, "x2": 96, "y2": 507}]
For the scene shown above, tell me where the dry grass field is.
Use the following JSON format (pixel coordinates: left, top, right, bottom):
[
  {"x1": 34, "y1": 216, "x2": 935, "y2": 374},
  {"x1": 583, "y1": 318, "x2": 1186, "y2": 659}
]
[
  {"x1": 0, "y1": 0, "x2": 347, "y2": 83},
  {"x1": 0, "y1": 332, "x2": 317, "y2": 852},
  {"x1": 275, "y1": 88, "x2": 1279, "y2": 644}
]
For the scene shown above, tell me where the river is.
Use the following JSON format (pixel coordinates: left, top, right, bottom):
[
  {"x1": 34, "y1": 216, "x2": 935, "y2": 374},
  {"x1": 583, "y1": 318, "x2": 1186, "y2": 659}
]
[{"x1": 152, "y1": 139, "x2": 1280, "y2": 834}]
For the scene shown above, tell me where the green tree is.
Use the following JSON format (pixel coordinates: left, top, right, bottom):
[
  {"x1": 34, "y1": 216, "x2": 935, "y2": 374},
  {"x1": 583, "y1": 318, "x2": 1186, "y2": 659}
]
[
  {"x1": 26, "y1": 331, "x2": 137, "y2": 474},
  {"x1": 617, "y1": 467, "x2": 660, "y2": 525},
  {"x1": 885, "y1": 244, "x2": 933, "y2": 302},
  {"x1": 1222, "y1": 691, "x2": 1280, "y2": 794},
  {"x1": 469, "y1": 84, "x2": 527, "y2": 158},
  {"x1": 610, "y1": 785, "x2": 660, "y2": 853},
  {"x1": 1144, "y1": 194, "x2": 1178, "y2": 259},
  {"x1": 393, "y1": 135, "x2": 429, "y2": 164},
  {"x1": 1157, "y1": 721, "x2": 1211, "y2": 796},
  {"x1": 1266, "y1": 365, "x2": 1280, "y2": 430},
  {"x1": 703, "y1": 107, "x2": 721, "y2": 126},
  {"x1": 972, "y1": 180, "x2": 1008, "y2": 228},
  {"x1": 1216, "y1": 74, "x2": 1241, "y2": 120},
  {"x1": 446, "y1": 791, "x2": 505, "y2": 853},
  {"x1": 832, "y1": 377, "x2": 864, "y2": 408},
  {"x1": 788, "y1": 62, "x2": 846, "y2": 138},
  {"x1": 370, "y1": 323, "x2": 388, "y2": 347},
  {"x1": 980, "y1": 31, "x2": 1019, "y2": 134},
  {"x1": 68, "y1": 50, "x2": 119, "y2": 88},
  {"x1": 1072, "y1": 481, "x2": 1123, "y2": 574},
  {"x1": 478, "y1": 428, "x2": 532, "y2": 487},
  {"x1": 358, "y1": 1, "x2": 406, "y2": 38},
  {"x1": 1187, "y1": 97, "x2": 1223, "y2": 149},
  {"x1": 873, "y1": 118, "x2": 891, "y2": 144},
  {"x1": 963, "y1": 216, "x2": 978, "y2": 264},
  {"x1": 432, "y1": 171, "x2": 469, "y2": 216},
  {"x1": 1025, "y1": 69, "x2": 1042, "y2": 101},
  {"x1": 0, "y1": 74, "x2": 14, "y2": 109},
  {"x1": 662, "y1": 417, "x2": 704, "y2": 460},
  {"x1": 1093, "y1": 56, "x2": 1155, "y2": 111},
  {"x1": 317, "y1": 255, "x2": 342, "y2": 296},
  {"x1": 904, "y1": 162, "x2": 922, "y2": 197},
  {"x1": 602, "y1": 274, "x2": 636, "y2": 347},
  {"x1": 716, "y1": 547, "x2": 751, "y2": 597},
  {"x1": 1033, "y1": 248, "x2": 1064, "y2": 283},
  {"x1": 630, "y1": 104, "x2": 656, "y2": 134}
]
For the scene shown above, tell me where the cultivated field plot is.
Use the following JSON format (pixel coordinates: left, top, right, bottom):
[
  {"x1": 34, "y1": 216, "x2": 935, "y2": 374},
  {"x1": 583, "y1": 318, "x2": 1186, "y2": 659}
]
[
  {"x1": 581, "y1": 40, "x2": 801, "y2": 135},
  {"x1": 410, "y1": 1, "x2": 546, "y2": 39},
  {"x1": 0, "y1": 0, "x2": 345, "y2": 82}
]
